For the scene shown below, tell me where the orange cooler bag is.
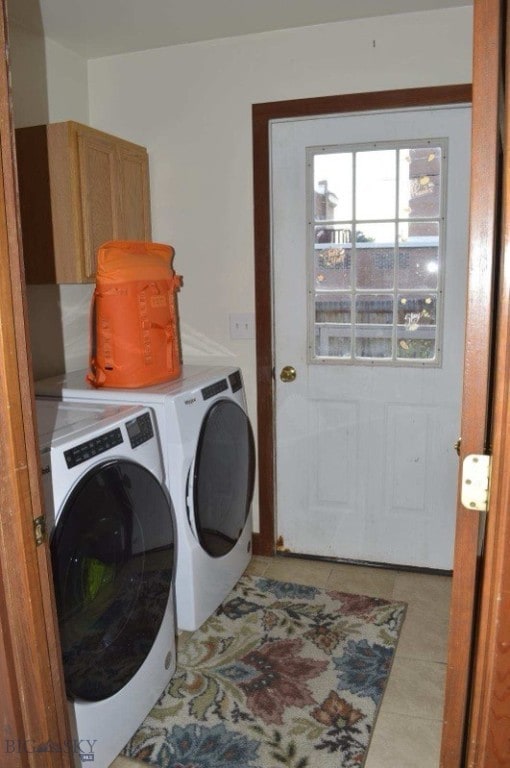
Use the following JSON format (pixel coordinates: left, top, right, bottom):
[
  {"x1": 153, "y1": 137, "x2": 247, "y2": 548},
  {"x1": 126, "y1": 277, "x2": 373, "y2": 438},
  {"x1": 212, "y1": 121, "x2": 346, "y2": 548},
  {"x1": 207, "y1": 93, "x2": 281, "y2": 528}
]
[{"x1": 88, "y1": 240, "x2": 183, "y2": 388}]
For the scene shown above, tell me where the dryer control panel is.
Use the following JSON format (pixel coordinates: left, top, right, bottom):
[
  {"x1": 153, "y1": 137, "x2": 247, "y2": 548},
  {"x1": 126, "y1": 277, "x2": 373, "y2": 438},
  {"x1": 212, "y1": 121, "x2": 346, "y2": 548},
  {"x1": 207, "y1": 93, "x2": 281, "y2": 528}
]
[{"x1": 201, "y1": 378, "x2": 228, "y2": 400}]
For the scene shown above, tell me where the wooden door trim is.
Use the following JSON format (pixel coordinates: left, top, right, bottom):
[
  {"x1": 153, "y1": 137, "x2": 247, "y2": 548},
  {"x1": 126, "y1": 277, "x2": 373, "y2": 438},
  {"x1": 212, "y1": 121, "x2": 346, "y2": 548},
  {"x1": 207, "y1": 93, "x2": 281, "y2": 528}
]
[
  {"x1": 467, "y1": 150, "x2": 510, "y2": 764},
  {"x1": 440, "y1": 1, "x2": 503, "y2": 764},
  {"x1": 465, "y1": 0, "x2": 510, "y2": 762},
  {"x1": 0, "y1": 2, "x2": 73, "y2": 764},
  {"x1": 251, "y1": 83, "x2": 472, "y2": 557}
]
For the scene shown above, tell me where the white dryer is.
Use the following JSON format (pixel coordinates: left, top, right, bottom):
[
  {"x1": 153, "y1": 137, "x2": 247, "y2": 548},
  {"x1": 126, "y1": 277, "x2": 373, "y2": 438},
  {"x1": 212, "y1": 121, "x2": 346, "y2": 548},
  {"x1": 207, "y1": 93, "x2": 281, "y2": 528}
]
[
  {"x1": 36, "y1": 399, "x2": 177, "y2": 767},
  {"x1": 35, "y1": 365, "x2": 255, "y2": 631}
]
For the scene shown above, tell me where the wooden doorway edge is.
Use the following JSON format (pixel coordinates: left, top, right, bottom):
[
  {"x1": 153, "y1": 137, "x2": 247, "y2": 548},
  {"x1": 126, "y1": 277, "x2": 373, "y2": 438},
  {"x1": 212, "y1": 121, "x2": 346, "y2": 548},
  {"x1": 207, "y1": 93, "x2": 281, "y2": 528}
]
[{"x1": 0, "y1": 3, "x2": 73, "y2": 765}]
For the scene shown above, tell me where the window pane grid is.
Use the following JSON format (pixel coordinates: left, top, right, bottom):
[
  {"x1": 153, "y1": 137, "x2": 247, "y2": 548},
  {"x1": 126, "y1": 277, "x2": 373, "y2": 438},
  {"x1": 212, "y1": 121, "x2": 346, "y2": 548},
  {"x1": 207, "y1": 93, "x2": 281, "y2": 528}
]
[{"x1": 310, "y1": 140, "x2": 444, "y2": 365}]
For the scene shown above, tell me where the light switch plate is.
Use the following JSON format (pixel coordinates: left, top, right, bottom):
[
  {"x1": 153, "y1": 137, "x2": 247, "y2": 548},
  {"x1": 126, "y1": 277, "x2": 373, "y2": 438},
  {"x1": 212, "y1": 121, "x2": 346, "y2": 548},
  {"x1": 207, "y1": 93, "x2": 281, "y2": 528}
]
[{"x1": 229, "y1": 313, "x2": 255, "y2": 339}]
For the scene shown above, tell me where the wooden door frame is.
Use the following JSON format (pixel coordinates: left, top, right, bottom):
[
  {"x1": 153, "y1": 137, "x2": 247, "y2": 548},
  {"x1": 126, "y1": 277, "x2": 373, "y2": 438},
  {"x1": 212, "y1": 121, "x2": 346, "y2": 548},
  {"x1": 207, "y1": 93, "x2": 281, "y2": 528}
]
[
  {"x1": 466, "y1": 98, "x2": 510, "y2": 760},
  {"x1": 0, "y1": 2, "x2": 73, "y2": 764},
  {"x1": 252, "y1": 83, "x2": 472, "y2": 558},
  {"x1": 464, "y1": 0, "x2": 510, "y2": 763},
  {"x1": 440, "y1": 0, "x2": 504, "y2": 764}
]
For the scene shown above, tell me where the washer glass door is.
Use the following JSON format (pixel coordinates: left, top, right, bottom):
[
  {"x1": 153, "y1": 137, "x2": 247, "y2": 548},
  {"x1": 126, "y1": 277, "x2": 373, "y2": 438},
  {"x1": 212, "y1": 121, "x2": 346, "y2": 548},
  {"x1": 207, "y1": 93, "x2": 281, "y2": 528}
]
[
  {"x1": 192, "y1": 399, "x2": 255, "y2": 557},
  {"x1": 51, "y1": 459, "x2": 175, "y2": 702}
]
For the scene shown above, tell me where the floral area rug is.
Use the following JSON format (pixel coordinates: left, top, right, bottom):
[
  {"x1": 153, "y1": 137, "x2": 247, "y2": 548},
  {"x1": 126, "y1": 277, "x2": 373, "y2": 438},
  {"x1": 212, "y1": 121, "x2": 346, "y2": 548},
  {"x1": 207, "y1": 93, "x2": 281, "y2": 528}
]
[{"x1": 123, "y1": 574, "x2": 406, "y2": 768}]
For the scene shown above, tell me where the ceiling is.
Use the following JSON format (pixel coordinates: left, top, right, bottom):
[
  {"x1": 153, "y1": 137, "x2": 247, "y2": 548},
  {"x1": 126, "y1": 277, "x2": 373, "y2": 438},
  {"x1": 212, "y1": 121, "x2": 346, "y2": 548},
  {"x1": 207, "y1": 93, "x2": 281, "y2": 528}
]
[{"x1": 9, "y1": 0, "x2": 472, "y2": 60}]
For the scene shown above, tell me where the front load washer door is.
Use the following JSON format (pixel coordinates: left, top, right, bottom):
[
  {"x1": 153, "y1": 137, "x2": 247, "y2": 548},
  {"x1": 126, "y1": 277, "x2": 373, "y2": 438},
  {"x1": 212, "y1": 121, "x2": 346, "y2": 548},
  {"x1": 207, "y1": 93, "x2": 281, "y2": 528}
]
[
  {"x1": 50, "y1": 459, "x2": 175, "y2": 702},
  {"x1": 192, "y1": 399, "x2": 255, "y2": 557}
]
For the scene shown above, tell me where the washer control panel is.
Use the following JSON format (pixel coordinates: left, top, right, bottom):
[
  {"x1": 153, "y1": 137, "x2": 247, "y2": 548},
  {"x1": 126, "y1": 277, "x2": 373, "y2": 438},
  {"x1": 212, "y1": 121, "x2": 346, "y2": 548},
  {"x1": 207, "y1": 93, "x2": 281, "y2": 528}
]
[
  {"x1": 126, "y1": 411, "x2": 154, "y2": 448},
  {"x1": 64, "y1": 428, "x2": 123, "y2": 469}
]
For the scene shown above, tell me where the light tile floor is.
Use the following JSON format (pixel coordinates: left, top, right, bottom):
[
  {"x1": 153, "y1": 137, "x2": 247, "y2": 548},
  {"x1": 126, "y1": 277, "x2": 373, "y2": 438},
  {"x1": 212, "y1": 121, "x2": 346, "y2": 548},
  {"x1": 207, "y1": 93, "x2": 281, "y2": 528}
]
[{"x1": 110, "y1": 554, "x2": 451, "y2": 768}]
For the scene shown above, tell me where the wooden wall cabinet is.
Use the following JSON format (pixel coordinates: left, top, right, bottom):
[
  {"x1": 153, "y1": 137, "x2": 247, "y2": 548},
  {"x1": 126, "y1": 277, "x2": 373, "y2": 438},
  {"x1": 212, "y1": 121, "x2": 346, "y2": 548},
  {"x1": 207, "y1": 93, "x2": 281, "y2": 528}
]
[{"x1": 15, "y1": 121, "x2": 152, "y2": 283}]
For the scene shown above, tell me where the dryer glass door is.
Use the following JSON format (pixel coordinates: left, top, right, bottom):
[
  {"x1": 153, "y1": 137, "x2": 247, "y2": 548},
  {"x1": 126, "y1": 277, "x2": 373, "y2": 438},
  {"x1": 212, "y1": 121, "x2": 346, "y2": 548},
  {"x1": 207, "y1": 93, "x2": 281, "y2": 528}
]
[
  {"x1": 192, "y1": 400, "x2": 255, "y2": 557},
  {"x1": 51, "y1": 459, "x2": 175, "y2": 702}
]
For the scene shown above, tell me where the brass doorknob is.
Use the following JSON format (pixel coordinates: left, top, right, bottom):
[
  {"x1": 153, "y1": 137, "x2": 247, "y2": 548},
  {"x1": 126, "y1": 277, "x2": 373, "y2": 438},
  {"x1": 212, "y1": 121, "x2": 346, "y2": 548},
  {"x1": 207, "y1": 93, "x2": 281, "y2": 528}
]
[{"x1": 280, "y1": 365, "x2": 297, "y2": 382}]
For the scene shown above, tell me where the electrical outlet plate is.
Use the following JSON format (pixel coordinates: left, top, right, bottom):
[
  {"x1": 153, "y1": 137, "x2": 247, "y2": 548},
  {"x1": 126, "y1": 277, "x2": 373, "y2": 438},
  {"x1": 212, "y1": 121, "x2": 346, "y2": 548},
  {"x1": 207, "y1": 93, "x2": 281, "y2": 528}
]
[{"x1": 229, "y1": 313, "x2": 255, "y2": 339}]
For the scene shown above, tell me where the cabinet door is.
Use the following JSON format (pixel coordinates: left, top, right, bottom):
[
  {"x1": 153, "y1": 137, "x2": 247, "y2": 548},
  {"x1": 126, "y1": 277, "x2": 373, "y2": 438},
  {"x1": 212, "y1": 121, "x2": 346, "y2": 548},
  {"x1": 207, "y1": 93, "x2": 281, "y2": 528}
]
[
  {"x1": 75, "y1": 127, "x2": 122, "y2": 281},
  {"x1": 117, "y1": 144, "x2": 152, "y2": 242},
  {"x1": 16, "y1": 121, "x2": 152, "y2": 284}
]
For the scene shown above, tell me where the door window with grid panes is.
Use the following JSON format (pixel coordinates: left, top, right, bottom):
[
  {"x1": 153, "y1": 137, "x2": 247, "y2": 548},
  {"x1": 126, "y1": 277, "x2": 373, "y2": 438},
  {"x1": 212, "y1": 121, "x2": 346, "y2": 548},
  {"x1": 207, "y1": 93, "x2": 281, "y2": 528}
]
[{"x1": 309, "y1": 141, "x2": 446, "y2": 365}]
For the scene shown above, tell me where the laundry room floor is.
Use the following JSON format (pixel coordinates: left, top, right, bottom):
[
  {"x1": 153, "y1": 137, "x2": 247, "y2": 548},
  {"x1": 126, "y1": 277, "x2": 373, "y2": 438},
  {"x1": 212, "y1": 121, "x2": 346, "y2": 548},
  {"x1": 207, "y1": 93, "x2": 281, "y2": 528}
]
[{"x1": 110, "y1": 554, "x2": 451, "y2": 768}]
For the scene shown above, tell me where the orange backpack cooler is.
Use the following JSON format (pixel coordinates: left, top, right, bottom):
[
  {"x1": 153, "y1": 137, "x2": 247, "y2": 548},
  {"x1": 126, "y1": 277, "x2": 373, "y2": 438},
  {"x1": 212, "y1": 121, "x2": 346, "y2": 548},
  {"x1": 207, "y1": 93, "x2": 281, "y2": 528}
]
[{"x1": 88, "y1": 240, "x2": 183, "y2": 388}]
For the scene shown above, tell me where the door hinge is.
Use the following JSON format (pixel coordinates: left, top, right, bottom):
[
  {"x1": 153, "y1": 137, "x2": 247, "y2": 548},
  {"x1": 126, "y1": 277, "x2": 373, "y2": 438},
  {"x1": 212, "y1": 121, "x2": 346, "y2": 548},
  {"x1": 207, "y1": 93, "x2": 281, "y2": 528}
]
[
  {"x1": 33, "y1": 515, "x2": 46, "y2": 547},
  {"x1": 461, "y1": 454, "x2": 491, "y2": 512}
]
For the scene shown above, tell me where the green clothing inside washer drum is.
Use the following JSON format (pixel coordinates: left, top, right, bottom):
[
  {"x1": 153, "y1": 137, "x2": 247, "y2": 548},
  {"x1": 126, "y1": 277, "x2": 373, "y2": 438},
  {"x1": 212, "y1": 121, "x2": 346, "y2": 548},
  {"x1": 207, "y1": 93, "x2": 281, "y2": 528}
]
[{"x1": 84, "y1": 557, "x2": 115, "y2": 603}]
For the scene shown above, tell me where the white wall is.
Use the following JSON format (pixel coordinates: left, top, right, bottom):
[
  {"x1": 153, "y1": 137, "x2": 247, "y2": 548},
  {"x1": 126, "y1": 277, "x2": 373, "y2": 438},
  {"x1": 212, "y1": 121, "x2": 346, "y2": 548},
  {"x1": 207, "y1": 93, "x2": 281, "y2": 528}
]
[
  {"x1": 88, "y1": 7, "x2": 473, "y2": 528},
  {"x1": 44, "y1": 37, "x2": 89, "y2": 124},
  {"x1": 9, "y1": 23, "x2": 89, "y2": 136},
  {"x1": 9, "y1": 23, "x2": 50, "y2": 127}
]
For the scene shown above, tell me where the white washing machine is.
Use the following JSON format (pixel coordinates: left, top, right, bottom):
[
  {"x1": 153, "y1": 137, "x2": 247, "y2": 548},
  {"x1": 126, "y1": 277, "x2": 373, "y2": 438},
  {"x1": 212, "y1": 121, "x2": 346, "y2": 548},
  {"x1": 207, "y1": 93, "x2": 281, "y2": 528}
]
[
  {"x1": 35, "y1": 365, "x2": 255, "y2": 632},
  {"x1": 36, "y1": 399, "x2": 177, "y2": 768}
]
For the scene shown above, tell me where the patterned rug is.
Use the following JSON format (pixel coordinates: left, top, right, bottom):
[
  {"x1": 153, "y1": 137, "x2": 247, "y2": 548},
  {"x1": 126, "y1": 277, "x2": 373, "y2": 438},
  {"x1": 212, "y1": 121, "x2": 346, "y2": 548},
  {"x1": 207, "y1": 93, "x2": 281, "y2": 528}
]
[{"x1": 123, "y1": 574, "x2": 406, "y2": 768}]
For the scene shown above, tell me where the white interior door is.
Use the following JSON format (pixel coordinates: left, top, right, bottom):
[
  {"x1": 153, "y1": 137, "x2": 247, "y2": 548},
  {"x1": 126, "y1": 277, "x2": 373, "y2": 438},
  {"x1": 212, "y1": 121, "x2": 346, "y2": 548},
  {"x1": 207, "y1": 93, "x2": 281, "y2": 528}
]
[{"x1": 272, "y1": 106, "x2": 471, "y2": 569}]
